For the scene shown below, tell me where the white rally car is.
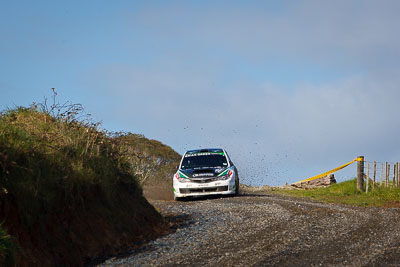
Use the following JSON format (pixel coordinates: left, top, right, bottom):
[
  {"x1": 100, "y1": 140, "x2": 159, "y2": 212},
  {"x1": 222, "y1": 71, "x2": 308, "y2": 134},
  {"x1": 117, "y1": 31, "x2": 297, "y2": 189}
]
[{"x1": 173, "y1": 148, "x2": 239, "y2": 201}]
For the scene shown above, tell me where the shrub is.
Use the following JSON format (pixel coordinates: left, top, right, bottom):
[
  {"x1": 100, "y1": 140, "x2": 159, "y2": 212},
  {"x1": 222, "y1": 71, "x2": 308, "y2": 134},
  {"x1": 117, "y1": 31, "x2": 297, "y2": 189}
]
[{"x1": 0, "y1": 224, "x2": 16, "y2": 267}]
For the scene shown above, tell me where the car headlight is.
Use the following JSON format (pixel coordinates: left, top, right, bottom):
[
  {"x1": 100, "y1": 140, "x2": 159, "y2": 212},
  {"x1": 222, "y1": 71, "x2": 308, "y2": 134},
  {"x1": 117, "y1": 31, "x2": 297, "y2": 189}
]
[
  {"x1": 217, "y1": 169, "x2": 234, "y2": 180},
  {"x1": 175, "y1": 171, "x2": 190, "y2": 183}
]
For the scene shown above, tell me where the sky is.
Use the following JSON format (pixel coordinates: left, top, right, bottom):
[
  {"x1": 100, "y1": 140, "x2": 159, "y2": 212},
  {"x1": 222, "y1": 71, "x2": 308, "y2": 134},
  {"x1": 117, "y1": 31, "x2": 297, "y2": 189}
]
[{"x1": 1, "y1": 0, "x2": 400, "y2": 186}]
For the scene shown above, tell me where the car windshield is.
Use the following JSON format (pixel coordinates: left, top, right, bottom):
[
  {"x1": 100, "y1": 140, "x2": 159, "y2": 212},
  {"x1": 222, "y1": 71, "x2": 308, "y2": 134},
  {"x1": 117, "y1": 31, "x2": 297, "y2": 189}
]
[{"x1": 181, "y1": 154, "x2": 228, "y2": 169}]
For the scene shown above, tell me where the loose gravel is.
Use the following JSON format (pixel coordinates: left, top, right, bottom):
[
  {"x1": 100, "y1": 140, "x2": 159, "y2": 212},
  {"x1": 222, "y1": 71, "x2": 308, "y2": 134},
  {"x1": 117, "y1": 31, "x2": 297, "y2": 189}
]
[{"x1": 100, "y1": 193, "x2": 400, "y2": 266}]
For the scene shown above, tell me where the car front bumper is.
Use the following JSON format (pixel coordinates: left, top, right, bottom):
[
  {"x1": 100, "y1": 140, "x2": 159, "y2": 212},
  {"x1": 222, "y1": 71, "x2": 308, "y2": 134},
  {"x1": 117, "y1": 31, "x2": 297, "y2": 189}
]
[{"x1": 173, "y1": 177, "x2": 236, "y2": 198}]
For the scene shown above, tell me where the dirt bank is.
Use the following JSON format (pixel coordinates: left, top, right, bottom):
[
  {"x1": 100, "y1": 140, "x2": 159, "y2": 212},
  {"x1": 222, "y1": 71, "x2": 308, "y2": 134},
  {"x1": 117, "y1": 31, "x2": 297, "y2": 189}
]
[{"x1": 1, "y1": 183, "x2": 168, "y2": 267}]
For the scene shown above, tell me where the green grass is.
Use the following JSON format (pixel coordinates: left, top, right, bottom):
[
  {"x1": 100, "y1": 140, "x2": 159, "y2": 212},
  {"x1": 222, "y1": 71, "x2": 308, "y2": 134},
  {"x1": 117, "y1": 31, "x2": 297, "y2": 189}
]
[
  {"x1": 0, "y1": 224, "x2": 16, "y2": 267},
  {"x1": 0, "y1": 106, "x2": 143, "y2": 263},
  {"x1": 0, "y1": 106, "x2": 136, "y2": 224},
  {"x1": 272, "y1": 179, "x2": 400, "y2": 207},
  {"x1": 0, "y1": 100, "x2": 178, "y2": 265},
  {"x1": 114, "y1": 133, "x2": 181, "y2": 185}
]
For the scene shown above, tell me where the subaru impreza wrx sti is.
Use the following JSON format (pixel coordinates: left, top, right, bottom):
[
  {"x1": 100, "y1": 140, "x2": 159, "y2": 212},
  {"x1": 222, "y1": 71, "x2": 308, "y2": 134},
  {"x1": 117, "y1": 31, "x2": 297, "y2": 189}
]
[{"x1": 173, "y1": 148, "x2": 239, "y2": 201}]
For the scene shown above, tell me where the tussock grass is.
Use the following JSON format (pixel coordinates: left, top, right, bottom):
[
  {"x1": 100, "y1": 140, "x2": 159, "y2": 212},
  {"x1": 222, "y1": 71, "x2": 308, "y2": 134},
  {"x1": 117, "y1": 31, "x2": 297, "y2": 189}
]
[
  {"x1": 115, "y1": 133, "x2": 181, "y2": 185},
  {"x1": 273, "y1": 179, "x2": 400, "y2": 207},
  {"x1": 0, "y1": 93, "x2": 179, "y2": 265},
  {"x1": 0, "y1": 106, "x2": 136, "y2": 222},
  {"x1": 0, "y1": 224, "x2": 16, "y2": 267}
]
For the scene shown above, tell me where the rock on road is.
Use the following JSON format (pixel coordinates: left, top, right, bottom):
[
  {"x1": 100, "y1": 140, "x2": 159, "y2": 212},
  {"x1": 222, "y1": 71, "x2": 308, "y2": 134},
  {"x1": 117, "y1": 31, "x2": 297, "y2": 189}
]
[{"x1": 101, "y1": 192, "x2": 400, "y2": 266}]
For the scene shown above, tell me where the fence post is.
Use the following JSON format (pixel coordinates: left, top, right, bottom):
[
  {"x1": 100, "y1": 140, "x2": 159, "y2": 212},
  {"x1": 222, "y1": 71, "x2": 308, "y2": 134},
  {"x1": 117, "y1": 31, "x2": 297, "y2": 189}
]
[
  {"x1": 366, "y1": 163, "x2": 370, "y2": 193},
  {"x1": 385, "y1": 162, "x2": 388, "y2": 187},
  {"x1": 398, "y1": 162, "x2": 400, "y2": 187},
  {"x1": 357, "y1": 156, "x2": 364, "y2": 191},
  {"x1": 387, "y1": 163, "x2": 390, "y2": 188},
  {"x1": 373, "y1": 161, "x2": 376, "y2": 191}
]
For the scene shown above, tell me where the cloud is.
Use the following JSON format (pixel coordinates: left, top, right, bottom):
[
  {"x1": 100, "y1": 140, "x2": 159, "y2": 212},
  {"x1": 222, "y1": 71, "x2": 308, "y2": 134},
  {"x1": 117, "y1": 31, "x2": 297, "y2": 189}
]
[
  {"x1": 82, "y1": 58, "x2": 400, "y2": 185},
  {"x1": 3, "y1": 0, "x2": 400, "y2": 185},
  {"x1": 129, "y1": 0, "x2": 400, "y2": 70},
  {"x1": 79, "y1": 1, "x2": 400, "y2": 185}
]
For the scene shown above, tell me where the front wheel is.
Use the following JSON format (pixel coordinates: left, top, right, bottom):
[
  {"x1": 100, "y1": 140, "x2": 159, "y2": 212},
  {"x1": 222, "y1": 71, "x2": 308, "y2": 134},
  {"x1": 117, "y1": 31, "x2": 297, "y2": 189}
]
[
  {"x1": 174, "y1": 195, "x2": 183, "y2": 201},
  {"x1": 235, "y1": 175, "x2": 240, "y2": 195}
]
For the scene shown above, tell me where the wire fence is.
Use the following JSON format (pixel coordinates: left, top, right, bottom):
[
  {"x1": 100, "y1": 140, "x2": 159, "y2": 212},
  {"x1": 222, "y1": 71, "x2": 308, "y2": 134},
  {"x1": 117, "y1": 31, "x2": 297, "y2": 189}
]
[{"x1": 363, "y1": 160, "x2": 400, "y2": 192}]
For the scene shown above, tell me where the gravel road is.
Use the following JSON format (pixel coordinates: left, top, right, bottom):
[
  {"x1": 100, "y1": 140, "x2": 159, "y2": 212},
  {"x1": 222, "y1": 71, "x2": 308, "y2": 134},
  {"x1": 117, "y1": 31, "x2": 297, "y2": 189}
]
[{"x1": 100, "y1": 192, "x2": 400, "y2": 266}]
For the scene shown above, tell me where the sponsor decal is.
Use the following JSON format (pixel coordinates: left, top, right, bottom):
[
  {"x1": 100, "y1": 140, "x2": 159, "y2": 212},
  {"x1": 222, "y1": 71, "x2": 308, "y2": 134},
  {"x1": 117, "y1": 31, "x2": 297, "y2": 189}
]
[
  {"x1": 193, "y1": 173, "x2": 214, "y2": 177},
  {"x1": 217, "y1": 169, "x2": 229, "y2": 177},
  {"x1": 185, "y1": 152, "x2": 225, "y2": 157},
  {"x1": 215, "y1": 168, "x2": 225, "y2": 173},
  {"x1": 178, "y1": 171, "x2": 189, "y2": 178},
  {"x1": 185, "y1": 152, "x2": 211, "y2": 157}
]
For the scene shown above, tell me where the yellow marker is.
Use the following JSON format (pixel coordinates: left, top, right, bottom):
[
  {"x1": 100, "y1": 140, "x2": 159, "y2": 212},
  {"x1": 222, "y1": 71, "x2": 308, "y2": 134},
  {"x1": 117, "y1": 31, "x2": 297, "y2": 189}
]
[{"x1": 293, "y1": 157, "x2": 363, "y2": 184}]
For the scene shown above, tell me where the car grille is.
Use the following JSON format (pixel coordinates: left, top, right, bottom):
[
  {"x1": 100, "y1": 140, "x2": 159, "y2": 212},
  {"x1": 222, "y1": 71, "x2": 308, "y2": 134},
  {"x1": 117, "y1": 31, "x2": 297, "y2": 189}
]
[
  {"x1": 180, "y1": 186, "x2": 229, "y2": 194},
  {"x1": 191, "y1": 178, "x2": 214, "y2": 183}
]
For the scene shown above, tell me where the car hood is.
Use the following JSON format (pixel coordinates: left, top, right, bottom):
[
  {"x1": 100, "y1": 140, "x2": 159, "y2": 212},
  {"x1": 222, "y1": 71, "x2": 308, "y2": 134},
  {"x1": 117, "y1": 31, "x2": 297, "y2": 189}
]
[{"x1": 179, "y1": 167, "x2": 228, "y2": 178}]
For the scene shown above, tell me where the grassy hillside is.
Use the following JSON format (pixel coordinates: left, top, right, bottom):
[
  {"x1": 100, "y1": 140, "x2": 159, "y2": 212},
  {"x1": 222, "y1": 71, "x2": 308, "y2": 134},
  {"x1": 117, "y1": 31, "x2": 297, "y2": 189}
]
[
  {"x1": 114, "y1": 133, "x2": 181, "y2": 201},
  {"x1": 273, "y1": 179, "x2": 400, "y2": 207},
  {"x1": 0, "y1": 104, "x2": 175, "y2": 266},
  {"x1": 114, "y1": 133, "x2": 181, "y2": 186}
]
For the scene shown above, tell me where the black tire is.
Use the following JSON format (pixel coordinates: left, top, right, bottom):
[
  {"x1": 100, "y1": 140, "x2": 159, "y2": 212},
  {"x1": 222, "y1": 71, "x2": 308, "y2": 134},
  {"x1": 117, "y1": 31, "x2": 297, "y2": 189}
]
[
  {"x1": 235, "y1": 174, "x2": 240, "y2": 195},
  {"x1": 174, "y1": 196, "x2": 183, "y2": 201}
]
